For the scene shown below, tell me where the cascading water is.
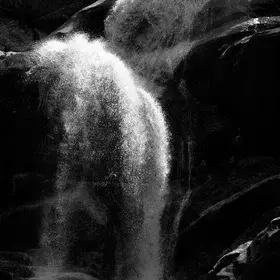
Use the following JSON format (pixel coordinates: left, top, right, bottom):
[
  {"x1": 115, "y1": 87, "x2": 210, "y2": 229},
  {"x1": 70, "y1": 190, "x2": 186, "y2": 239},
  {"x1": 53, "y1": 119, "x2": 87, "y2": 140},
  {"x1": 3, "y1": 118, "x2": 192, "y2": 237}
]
[{"x1": 27, "y1": 33, "x2": 171, "y2": 280}]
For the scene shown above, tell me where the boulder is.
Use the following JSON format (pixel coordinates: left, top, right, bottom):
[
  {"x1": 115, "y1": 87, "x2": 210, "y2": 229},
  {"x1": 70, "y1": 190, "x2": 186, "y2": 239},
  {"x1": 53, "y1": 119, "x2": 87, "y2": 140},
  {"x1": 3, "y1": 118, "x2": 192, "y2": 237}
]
[{"x1": 207, "y1": 213, "x2": 280, "y2": 279}]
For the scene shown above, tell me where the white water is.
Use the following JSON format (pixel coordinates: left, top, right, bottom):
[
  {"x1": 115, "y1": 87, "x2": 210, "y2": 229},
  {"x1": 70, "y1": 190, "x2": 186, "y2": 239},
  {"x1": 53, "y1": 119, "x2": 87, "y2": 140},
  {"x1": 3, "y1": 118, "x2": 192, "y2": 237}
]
[{"x1": 30, "y1": 34, "x2": 171, "y2": 280}]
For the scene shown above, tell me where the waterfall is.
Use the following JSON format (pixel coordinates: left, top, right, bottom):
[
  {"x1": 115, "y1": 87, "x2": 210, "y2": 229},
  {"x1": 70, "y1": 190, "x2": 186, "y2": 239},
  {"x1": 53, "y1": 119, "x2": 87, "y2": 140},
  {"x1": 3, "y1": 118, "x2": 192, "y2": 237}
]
[{"x1": 28, "y1": 34, "x2": 170, "y2": 280}]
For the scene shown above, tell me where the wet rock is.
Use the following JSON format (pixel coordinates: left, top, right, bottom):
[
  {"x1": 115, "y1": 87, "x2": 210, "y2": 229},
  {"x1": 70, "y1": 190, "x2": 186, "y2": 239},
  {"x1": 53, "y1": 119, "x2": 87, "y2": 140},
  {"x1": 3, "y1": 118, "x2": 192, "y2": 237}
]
[
  {"x1": 0, "y1": 202, "x2": 44, "y2": 252},
  {"x1": 0, "y1": 251, "x2": 33, "y2": 266},
  {"x1": 0, "y1": 15, "x2": 43, "y2": 53},
  {"x1": 207, "y1": 215, "x2": 280, "y2": 279},
  {"x1": 0, "y1": 270, "x2": 12, "y2": 280},
  {"x1": 167, "y1": 17, "x2": 280, "y2": 168},
  {"x1": 0, "y1": 65, "x2": 59, "y2": 214},
  {"x1": 0, "y1": 0, "x2": 115, "y2": 53},
  {"x1": 0, "y1": 258, "x2": 34, "y2": 279},
  {"x1": 49, "y1": 0, "x2": 115, "y2": 38},
  {"x1": 0, "y1": 0, "x2": 107, "y2": 34},
  {"x1": 175, "y1": 175, "x2": 280, "y2": 279}
]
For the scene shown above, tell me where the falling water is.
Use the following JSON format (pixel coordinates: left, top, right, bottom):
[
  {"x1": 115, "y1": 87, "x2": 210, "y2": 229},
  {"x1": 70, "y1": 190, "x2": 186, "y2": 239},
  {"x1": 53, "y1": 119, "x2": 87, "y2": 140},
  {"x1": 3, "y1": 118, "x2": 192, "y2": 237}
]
[{"x1": 28, "y1": 34, "x2": 170, "y2": 280}]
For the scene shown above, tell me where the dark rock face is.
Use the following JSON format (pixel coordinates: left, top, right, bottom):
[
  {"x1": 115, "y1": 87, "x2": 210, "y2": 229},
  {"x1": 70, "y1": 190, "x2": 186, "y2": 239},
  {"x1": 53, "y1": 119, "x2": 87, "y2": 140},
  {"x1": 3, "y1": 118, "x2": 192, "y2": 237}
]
[
  {"x1": 168, "y1": 17, "x2": 280, "y2": 168},
  {"x1": 0, "y1": 67, "x2": 63, "y2": 278},
  {"x1": 0, "y1": 251, "x2": 35, "y2": 279},
  {"x1": 48, "y1": 0, "x2": 115, "y2": 39},
  {"x1": 0, "y1": 69, "x2": 58, "y2": 211},
  {"x1": 166, "y1": 16, "x2": 280, "y2": 280},
  {"x1": 175, "y1": 175, "x2": 280, "y2": 279},
  {"x1": 0, "y1": 0, "x2": 110, "y2": 34},
  {"x1": 0, "y1": 0, "x2": 116, "y2": 52},
  {"x1": 207, "y1": 214, "x2": 280, "y2": 280}
]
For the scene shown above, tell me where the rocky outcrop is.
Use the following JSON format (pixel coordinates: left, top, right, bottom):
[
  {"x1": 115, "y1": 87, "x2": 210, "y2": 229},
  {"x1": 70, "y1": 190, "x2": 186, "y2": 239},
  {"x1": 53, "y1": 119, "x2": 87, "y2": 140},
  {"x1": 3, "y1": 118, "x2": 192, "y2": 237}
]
[
  {"x1": 48, "y1": 0, "x2": 115, "y2": 38},
  {"x1": 167, "y1": 16, "x2": 280, "y2": 175},
  {"x1": 164, "y1": 17, "x2": 280, "y2": 279},
  {"x1": 207, "y1": 213, "x2": 280, "y2": 280},
  {"x1": 0, "y1": 0, "x2": 115, "y2": 53},
  {"x1": 0, "y1": 0, "x2": 110, "y2": 34},
  {"x1": 174, "y1": 174, "x2": 280, "y2": 279}
]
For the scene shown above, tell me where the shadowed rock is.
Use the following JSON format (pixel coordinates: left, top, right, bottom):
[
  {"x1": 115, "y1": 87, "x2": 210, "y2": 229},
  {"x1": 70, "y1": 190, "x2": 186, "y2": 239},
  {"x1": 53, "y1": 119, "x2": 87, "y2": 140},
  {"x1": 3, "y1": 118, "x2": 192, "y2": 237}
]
[{"x1": 207, "y1": 214, "x2": 280, "y2": 279}]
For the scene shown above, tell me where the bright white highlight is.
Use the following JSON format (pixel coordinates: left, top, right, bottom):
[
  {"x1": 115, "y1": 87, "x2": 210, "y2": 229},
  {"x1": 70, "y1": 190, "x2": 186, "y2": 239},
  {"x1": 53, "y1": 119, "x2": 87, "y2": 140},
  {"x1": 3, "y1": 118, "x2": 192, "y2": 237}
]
[{"x1": 30, "y1": 33, "x2": 170, "y2": 280}]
